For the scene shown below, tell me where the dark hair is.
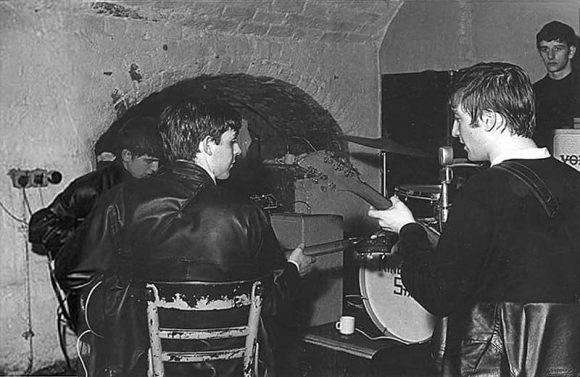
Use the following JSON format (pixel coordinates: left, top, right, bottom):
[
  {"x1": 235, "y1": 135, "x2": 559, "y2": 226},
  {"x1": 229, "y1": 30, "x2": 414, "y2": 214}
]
[
  {"x1": 536, "y1": 21, "x2": 577, "y2": 49},
  {"x1": 449, "y1": 62, "x2": 535, "y2": 138},
  {"x1": 158, "y1": 99, "x2": 242, "y2": 162},
  {"x1": 115, "y1": 116, "x2": 163, "y2": 158}
]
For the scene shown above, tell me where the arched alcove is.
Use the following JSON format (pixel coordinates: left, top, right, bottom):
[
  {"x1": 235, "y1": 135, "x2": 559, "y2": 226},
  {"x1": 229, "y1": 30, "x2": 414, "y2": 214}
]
[{"x1": 96, "y1": 73, "x2": 349, "y2": 207}]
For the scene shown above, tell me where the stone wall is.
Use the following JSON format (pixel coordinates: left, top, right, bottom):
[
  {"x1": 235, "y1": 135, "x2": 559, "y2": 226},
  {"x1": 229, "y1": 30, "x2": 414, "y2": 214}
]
[{"x1": 0, "y1": 0, "x2": 400, "y2": 372}]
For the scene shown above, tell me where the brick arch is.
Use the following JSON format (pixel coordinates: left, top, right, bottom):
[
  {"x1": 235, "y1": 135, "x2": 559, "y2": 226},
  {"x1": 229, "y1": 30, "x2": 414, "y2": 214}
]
[
  {"x1": 97, "y1": 73, "x2": 347, "y2": 158},
  {"x1": 96, "y1": 73, "x2": 349, "y2": 199}
]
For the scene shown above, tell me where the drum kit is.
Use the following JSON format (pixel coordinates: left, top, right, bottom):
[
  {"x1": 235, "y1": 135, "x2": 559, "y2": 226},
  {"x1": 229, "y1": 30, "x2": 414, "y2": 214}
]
[{"x1": 339, "y1": 134, "x2": 481, "y2": 345}]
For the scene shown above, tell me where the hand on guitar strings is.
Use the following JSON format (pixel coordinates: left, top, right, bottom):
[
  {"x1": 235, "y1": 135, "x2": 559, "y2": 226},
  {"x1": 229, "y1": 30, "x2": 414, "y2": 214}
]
[{"x1": 368, "y1": 195, "x2": 416, "y2": 234}]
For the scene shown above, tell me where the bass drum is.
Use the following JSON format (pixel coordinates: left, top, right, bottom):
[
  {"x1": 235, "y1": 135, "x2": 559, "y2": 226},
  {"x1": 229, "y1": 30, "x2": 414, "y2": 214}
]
[
  {"x1": 359, "y1": 263, "x2": 436, "y2": 344},
  {"x1": 357, "y1": 225, "x2": 438, "y2": 345}
]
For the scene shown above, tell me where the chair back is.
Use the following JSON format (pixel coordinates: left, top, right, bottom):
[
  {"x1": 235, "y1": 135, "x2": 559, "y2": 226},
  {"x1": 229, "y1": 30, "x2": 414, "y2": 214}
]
[{"x1": 146, "y1": 279, "x2": 264, "y2": 377}]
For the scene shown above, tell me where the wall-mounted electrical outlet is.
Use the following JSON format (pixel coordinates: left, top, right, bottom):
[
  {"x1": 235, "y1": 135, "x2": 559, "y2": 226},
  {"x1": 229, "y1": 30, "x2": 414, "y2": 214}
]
[{"x1": 7, "y1": 169, "x2": 62, "y2": 189}]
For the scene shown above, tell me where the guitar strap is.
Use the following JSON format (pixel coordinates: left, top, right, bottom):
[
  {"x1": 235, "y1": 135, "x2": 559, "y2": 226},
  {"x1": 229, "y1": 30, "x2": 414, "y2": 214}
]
[{"x1": 494, "y1": 161, "x2": 559, "y2": 218}]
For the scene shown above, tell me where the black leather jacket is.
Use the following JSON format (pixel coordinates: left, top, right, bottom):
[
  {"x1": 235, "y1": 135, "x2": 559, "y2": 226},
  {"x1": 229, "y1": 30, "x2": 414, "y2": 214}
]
[
  {"x1": 399, "y1": 158, "x2": 580, "y2": 376},
  {"x1": 28, "y1": 162, "x2": 131, "y2": 258},
  {"x1": 55, "y1": 160, "x2": 300, "y2": 376}
]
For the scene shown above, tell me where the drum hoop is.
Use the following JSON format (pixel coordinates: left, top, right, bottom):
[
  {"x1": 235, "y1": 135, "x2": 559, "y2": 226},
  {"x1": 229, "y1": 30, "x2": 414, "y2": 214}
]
[{"x1": 358, "y1": 267, "x2": 429, "y2": 345}]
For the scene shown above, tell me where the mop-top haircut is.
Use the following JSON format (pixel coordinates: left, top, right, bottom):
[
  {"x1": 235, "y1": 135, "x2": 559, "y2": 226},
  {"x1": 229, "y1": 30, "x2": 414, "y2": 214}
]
[
  {"x1": 158, "y1": 99, "x2": 242, "y2": 162},
  {"x1": 449, "y1": 62, "x2": 536, "y2": 138}
]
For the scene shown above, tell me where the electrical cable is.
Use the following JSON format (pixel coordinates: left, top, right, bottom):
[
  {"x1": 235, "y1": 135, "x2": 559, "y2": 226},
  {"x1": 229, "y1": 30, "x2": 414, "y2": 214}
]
[
  {"x1": 56, "y1": 306, "x2": 73, "y2": 370},
  {"x1": 344, "y1": 294, "x2": 364, "y2": 310},
  {"x1": 84, "y1": 281, "x2": 104, "y2": 338},
  {"x1": 21, "y1": 191, "x2": 35, "y2": 375},
  {"x1": 22, "y1": 189, "x2": 33, "y2": 216},
  {"x1": 37, "y1": 187, "x2": 45, "y2": 207},
  {"x1": 355, "y1": 328, "x2": 393, "y2": 341},
  {"x1": 290, "y1": 136, "x2": 317, "y2": 152},
  {"x1": 77, "y1": 329, "x2": 93, "y2": 377},
  {"x1": 0, "y1": 198, "x2": 26, "y2": 223}
]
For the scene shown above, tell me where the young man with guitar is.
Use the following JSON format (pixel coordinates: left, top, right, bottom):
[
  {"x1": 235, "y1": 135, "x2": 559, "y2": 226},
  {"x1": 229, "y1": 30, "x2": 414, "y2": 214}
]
[{"x1": 368, "y1": 62, "x2": 580, "y2": 376}]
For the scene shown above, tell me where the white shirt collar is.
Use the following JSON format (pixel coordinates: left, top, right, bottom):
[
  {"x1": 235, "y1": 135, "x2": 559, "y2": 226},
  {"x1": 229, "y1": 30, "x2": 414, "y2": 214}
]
[{"x1": 490, "y1": 147, "x2": 551, "y2": 166}]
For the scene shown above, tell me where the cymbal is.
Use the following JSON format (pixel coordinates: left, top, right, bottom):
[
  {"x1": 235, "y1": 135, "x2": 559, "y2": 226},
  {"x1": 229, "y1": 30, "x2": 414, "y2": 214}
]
[{"x1": 340, "y1": 135, "x2": 432, "y2": 157}]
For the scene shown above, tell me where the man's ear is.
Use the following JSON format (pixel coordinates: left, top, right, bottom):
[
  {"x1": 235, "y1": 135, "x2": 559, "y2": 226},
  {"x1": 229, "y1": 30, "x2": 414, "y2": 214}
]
[
  {"x1": 481, "y1": 110, "x2": 500, "y2": 132},
  {"x1": 120, "y1": 149, "x2": 133, "y2": 162},
  {"x1": 569, "y1": 45, "x2": 577, "y2": 60},
  {"x1": 200, "y1": 136, "x2": 213, "y2": 156}
]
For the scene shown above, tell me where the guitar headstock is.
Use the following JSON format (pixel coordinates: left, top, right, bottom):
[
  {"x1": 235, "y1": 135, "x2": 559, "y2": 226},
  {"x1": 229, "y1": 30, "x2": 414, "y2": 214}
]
[
  {"x1": 296, "y1": 150, "x2": 392, "y2": 210},
  {"x1": 296, "y1": 150, "x2": 363, "y2": 192}
]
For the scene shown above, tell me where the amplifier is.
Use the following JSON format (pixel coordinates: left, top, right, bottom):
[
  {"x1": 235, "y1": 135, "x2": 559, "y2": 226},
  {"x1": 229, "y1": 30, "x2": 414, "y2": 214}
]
[
  {"x1": 553, "y1": 129, "x2": 580, "y2": 172},
  {"x1": 270, "y1": 213, "x2": 344, "y2": 327}
]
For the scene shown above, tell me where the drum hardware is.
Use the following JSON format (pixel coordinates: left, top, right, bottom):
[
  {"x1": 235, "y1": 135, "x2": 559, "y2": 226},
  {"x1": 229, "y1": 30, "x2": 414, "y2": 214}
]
[
  {"x1": 352, "y1": 232, "x2": 401, "y2": 269},
  {"x1": 394, "y1": 184, "x2": 442, "y2": 232}
]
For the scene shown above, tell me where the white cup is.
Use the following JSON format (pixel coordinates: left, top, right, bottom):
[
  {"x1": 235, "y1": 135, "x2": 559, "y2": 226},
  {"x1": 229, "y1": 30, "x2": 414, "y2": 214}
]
[{"x1": 335, "y1": 315, "x2": 355, "y2": 335}]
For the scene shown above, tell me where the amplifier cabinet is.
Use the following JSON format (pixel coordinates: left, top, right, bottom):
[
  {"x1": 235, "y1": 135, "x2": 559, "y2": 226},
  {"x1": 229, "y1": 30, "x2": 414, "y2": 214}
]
[
  {"x1": 553, "y1": 129, "x2": 580, "y2": 172},
  {"x1": 270, "y1": 213, "x2": 344, "y2": 327}
]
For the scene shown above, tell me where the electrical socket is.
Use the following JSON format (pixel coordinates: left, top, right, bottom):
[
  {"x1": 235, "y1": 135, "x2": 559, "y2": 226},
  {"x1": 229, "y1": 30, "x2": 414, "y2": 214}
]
[{"x1": 7, "y1": 169, "x2": 62, "y2": 189}]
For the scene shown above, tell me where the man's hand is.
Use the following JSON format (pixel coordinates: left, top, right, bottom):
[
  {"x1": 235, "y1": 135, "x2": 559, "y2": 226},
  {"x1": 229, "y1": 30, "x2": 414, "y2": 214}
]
[
  {"x1": 368, "y1": 195, "x2": 416, "y2": 234},
  {"x1": 288, "y1": 243, "x2": 316, "y2": 277}
]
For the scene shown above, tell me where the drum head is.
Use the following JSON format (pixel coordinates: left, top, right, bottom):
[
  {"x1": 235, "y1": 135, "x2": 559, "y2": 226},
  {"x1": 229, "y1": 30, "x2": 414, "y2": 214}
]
[{"x1": 359, "y1": 265, "x2": 436, "y2": 344}]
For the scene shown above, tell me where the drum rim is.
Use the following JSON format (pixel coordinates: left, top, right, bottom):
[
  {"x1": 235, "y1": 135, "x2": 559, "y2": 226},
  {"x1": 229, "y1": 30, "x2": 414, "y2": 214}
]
[
  {"x1": 358, "y1": 267, "x2": 433, "y2": 345},
  {"x1": 394, "y1": 184, "x2": 441, "y2": 199}
]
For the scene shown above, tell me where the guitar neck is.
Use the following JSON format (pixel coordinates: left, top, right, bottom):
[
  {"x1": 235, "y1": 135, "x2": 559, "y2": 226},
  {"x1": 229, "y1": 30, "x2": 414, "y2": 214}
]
[
  {"x1": 351, "y1": 183, "x2": 392, "y2": 210},
  {"x1": 284, "y1": 240, "x2": 351, "y2": 258},
  {"x1": 303, "y1": 239, "x2": 351, "y2": 256}
]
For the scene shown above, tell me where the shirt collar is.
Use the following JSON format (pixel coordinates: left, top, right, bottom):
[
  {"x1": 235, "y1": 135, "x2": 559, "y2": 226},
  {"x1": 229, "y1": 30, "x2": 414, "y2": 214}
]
[{"x1": 490, "y1": 147, "x2": 551, "y2": 166}]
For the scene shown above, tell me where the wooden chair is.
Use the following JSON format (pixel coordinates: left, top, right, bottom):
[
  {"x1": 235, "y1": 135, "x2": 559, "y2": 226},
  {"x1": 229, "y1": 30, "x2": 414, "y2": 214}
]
[{"x1": 145, "y1": 279, "x2": 264, "y2": 377}]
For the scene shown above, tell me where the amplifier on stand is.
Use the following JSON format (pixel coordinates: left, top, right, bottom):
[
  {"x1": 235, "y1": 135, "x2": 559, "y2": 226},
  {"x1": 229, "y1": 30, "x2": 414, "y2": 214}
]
[{"x1": 270, "y1": 213, "x2": 344, "y2": 327}]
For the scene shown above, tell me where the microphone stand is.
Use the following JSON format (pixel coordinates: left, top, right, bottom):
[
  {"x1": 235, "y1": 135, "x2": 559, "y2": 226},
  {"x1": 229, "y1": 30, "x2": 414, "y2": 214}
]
[{"x1": 438, "y1": 147, "x2": 454, "y2": 230}]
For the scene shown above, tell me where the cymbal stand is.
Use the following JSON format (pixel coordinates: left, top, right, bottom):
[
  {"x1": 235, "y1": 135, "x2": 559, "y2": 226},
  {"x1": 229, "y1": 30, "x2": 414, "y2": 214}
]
[{"x1": 380, "y1": 151, "x2": 388, "y2": 197}]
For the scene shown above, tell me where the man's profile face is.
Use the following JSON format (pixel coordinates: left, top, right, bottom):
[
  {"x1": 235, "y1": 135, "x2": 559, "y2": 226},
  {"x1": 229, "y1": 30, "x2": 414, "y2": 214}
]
[
  {"x1": 451, "y1": 105, "x2": 489, "y2": 162},
  {"x1": 538, "y1": 40, "x2": 575, "y2": 76},
  {"x1": 123, "y1": 151, "x2": 160, "y2": 178},
  {"x1": 209, "y1": 128, "x2": 241, "y2": 180}
]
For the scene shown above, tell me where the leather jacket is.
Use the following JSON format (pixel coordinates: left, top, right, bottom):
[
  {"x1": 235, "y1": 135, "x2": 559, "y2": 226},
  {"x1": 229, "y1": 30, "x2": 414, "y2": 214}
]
[
  {"x1": 431, "y1": 302, "x2": 580, "y2": 377},
  {"x1": 55, "y1": 160, "x2": 300, "y2": 376},
  {"x1": 28, "y1": 161, "x2": 131, "y2": 258},
  {"x1": 399, "y1": 158, "x2": 580, "y2": 376}
]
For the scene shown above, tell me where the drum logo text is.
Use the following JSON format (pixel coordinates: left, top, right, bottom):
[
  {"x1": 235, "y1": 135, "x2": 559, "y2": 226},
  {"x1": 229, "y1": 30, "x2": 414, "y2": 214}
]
[{"x1": 386, "y1": 266, "x2": 411, "y2": 297}]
